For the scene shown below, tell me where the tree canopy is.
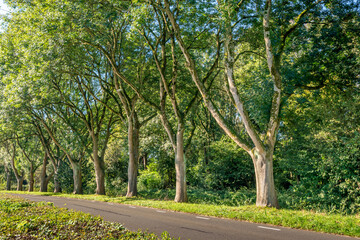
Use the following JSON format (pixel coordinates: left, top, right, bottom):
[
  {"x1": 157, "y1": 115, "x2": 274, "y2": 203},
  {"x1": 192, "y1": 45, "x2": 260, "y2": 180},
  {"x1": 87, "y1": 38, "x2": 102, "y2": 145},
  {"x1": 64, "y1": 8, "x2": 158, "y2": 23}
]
[{"x1": 0, "y1": 0, "x2": 359, "y2": 211}]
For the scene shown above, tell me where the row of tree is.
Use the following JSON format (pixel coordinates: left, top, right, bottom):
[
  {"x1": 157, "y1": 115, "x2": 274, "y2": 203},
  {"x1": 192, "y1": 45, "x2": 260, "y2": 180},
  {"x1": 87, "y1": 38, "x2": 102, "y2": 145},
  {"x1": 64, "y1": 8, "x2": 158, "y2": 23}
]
[{"x1": 0, "y1": 0, "x2": 359, "y2": 209}]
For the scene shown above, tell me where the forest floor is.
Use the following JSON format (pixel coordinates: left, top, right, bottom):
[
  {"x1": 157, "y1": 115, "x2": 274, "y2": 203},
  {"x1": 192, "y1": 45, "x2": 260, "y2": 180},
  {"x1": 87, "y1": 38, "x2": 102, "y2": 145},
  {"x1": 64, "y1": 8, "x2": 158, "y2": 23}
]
[{"x1": 1, "y1": 190, "x2": 359, "y2": 238}]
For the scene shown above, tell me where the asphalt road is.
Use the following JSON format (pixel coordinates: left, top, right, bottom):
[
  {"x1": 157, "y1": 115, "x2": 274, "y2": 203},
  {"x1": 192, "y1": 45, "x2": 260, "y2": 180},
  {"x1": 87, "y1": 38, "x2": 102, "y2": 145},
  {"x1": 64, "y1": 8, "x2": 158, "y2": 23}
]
[{"x1": 11, "y1": 194, "x2": 358, "y2": 240}]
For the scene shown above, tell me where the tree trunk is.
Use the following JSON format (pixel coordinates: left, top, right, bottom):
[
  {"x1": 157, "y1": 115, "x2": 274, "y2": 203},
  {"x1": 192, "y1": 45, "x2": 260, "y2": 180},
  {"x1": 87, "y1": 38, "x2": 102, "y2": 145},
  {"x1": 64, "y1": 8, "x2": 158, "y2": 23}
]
[
  {"x1": 92, "y1": 136, "x2": 106, "y2": 195},
  {"x1": 5, "y1": 165, "x2": 11, "y2": 190},
  {"x1": 126, "y1": 118, "x2": 140, "y2": 197},
  {"x1": 53, "y1": 160, "x2": 62, "y2": 193},
  {"x1": 49, "y1": 148, "x2": 62, "y2": 193},
  {"x1": 41, "y1": 174, "x2": 53, "y2": 192},
  {"x1": 251, "y1": 149, "x2": 279, "y2": 208},
  {"x1": 71, "y1": 161, "x2": 82, "y2": 194},
  {"x1": 93, "y1": 154, "x2": 106, "y2": 195},
  {"x1": 28, "y1": 164, "x2": 34, "y2": 192},
  {"x1": 40, "y1": 154, "x2": 48, "y2": 192},
  {"x1": 9, "y1": 144, "x2": 24, "y2": 191},
  {"x1": 53, "y1": 174, "x2": 61, "y2": 193},
  {"x1": 174, "y1": 126, "x2": 188, "y2": 202},
  {"x1": 142, "y1": 153, "x2": 148, "y2": 170},
  {"x1": 16, "y1": 176, "x2": 24, "y2": 191}
]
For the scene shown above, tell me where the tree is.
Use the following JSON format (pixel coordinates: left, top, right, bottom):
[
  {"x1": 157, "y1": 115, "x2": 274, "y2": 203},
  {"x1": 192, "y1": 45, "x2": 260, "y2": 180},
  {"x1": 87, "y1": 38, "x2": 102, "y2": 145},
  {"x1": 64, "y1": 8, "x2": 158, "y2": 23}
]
[
  {"x1": 4, "y1": 140, "x2": 23, "y2": 191},
  {"x1": 4, "y1": 162, "x2": 12, "y2": 190},
  {"x1": 16, "y1": 134, "x2": 42, "y2": 192},
  {"x1": 154, "y1": 0, "x2": 342, "y2": 207},
  {"x1": 50, "y1": 1, "x2": 153, "y2": 197},
  {"x1": 33, "y1": 122, "x2": 57, "y2": 192},
  {"x1": 125, "y1": 3, "x2": 220, "y2": 202}
]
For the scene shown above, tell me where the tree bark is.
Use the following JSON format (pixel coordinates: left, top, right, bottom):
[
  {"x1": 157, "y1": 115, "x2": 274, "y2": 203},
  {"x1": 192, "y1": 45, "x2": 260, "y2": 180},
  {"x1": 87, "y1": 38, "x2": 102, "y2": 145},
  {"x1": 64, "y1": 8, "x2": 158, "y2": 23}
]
[
  {"x1": 8, "y1": 144, "x2": 24, "y2": 191},
  {"x1": 40, "y1": 172, "x2": 53, "y2": 192},
  {"x1": 174, "y1": 125, "x2": 188, "y2": 202},
  {"x1": 126, "y1": 116, "x2": 140, "y2": 197},
  {"x1": 48, "y1": 147, "x2": 62, "y2": 193},
  {"x1": 28, "y1": 164, "x2": 34, "y2": 192},
  {"x1": 71, "y1": 161, "x2": 82, "y2": 194},
  {"x1": 5, "y1": 165, "x2": 11, "y2": 190},
  {"x1": 142, "y1": 153, "x2": 148, "y2": 170},
  {"x1": 93, "y1": 155, "x2": 106, "y2": 195},
  {"x1": 92, "y1": 135, "x2": 106, "y2": 195},
  {"x1": 53, "y1": 174, "x2": 61, "y2": 193},
  {"x1": 16, "y1": 177, "x2": 24, "y2": 191},
  {"x1": 40, "y1": 154, "x2": 49, "y2": 192},
  {"x1": 251, "y1": 149, "x2": 279, "y2": 208},
  {"x1": 53, "y1": 160, "x2": 62, "y2": 193}
]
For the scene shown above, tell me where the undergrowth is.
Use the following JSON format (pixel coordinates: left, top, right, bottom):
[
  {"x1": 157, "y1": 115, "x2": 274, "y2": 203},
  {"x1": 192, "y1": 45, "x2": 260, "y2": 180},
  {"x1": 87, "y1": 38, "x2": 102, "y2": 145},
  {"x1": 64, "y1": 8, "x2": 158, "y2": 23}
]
[{"x1": 0, "y1": 193, "x2": 174, "y2": 240}]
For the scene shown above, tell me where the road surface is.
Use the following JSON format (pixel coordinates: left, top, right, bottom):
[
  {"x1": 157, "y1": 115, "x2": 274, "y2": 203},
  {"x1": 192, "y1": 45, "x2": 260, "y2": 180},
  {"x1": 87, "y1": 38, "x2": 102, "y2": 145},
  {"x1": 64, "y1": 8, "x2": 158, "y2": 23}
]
[{"x1": 11, "y1": 194, "x2": 358, "y2": 240}]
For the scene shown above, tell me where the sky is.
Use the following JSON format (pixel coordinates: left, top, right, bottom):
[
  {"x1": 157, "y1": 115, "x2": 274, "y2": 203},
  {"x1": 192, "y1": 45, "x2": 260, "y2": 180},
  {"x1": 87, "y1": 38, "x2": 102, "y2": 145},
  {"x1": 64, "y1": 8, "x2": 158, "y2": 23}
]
[
  {"x1": 0, "y1": 0, "x2": 10, "y2": 15},
  {"x1": 0, "y1": 0, "x2": 10, "y2": 31}
]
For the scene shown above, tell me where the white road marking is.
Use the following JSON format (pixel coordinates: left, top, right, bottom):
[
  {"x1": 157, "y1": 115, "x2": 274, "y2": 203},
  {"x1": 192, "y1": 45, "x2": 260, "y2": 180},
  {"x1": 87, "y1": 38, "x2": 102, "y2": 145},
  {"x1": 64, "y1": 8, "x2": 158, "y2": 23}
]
[
  {"x1": 258, "y1": 226, "x2": 281, "y2": 231},
  {"x1": 196, "y1": 216, "x2": 210, "y2": 220},
  {"x1": 156, "y1": 210, "x2": 166, "y2": 213},
  {"x1": 129, "y1": 206, "x2": 136, "y2": 209}
]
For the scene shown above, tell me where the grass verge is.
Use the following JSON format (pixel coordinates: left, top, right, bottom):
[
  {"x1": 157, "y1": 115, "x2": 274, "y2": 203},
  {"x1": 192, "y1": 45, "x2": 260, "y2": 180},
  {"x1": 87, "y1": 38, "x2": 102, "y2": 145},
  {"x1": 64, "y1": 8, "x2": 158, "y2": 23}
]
[
  {"x1": 2, "y1": 190, "x2": 360, "y2": 238},
  {"x1": 0, "y1": 193, "x2": 175, "y2": 239}
]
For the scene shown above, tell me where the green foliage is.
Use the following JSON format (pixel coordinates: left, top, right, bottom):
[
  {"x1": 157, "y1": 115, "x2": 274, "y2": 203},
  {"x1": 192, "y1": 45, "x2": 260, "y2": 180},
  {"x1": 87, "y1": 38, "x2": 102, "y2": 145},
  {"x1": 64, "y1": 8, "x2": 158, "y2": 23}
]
[
  {"x1": 56, "y1": 160, "x2": 73, "y2": 193},
  {"x1": 0, "y1": 0, "x2": 359, "y2": 217},
  {"x1": 188, "y1": 137, "x2": 254, "y2": 190},
  {"x1": 0, "y1": 193, "x2": 175, "y2": 239},
  {"x1": 104, "y1": 140, "x2": 128, "y2": 196},
  {"x1": 276, "y1": 84, "x2": 360, "y2": 214},
  {"x1": 138, "y1": 163, "x2": 162, "y2": 191}
]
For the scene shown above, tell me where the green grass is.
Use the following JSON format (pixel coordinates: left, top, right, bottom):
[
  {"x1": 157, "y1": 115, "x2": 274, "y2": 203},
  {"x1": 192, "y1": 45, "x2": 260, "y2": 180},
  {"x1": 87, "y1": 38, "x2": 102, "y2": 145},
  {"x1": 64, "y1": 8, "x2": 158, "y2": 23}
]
[
  {"x1": 0, "y1": 193, "x2": 175, "y2": 239},
  {"x1": 2, "y1": 190, "x2": 360, "y2": 238}
]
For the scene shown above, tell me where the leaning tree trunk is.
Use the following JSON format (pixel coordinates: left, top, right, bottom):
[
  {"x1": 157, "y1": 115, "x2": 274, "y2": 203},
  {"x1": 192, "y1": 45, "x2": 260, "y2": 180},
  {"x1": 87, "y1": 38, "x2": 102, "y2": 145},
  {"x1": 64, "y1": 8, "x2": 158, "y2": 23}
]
[
  {"x1": 174, "y1": 125, "x2": 188, "y2": 202},
  {"x1": 251, "y1": 149, "x2": 279, "y2": 208},
  {"x1": 70, "y1": 161, "x2": 82, "y2": 194},
  {"x1": 126, "y1": 117, "x2": 140, "y2": 197}
]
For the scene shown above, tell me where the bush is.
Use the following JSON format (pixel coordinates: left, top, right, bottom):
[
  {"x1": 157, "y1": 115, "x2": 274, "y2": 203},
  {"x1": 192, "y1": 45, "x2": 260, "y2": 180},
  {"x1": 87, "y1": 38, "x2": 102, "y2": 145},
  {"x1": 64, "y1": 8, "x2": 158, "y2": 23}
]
[
  {"x1": 138, "y1": 163, "x2": 162, "y2": 191},
  {"x1": 188, "y1": 137, "x2": 254, "y2": 190}
]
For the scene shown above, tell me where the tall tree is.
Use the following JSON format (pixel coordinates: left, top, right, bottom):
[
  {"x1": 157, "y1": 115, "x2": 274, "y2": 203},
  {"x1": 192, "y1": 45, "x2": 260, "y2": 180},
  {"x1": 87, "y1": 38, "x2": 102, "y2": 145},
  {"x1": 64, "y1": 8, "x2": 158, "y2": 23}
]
[
  {"x1": 34, "y1": 120, "x2": 64, "y2": 193},
  {"x1": 4, "y1": 141, "x2": 23, "y2": 191},
  {"x1": 155, "y1": 0, "x2": 337, "y2": 207},
  {"x1": 133, "y1": 7, "x2": 218, "y2": 201},
  {"x1": 16, "y1": 134, "x2": 42, "y2": 192},
  {"x1": 52, "y1": 1, "x2": 152, "y2": 197}
]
